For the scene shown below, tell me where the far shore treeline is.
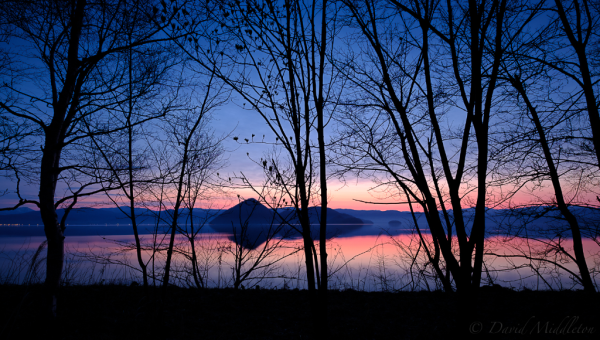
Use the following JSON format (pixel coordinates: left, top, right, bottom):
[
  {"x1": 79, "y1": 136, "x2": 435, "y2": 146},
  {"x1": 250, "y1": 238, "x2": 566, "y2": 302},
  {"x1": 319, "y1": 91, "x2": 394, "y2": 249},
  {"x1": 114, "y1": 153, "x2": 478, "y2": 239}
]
[{"x1": 2, "y1": 200, "x2": 599, "y2": 240}]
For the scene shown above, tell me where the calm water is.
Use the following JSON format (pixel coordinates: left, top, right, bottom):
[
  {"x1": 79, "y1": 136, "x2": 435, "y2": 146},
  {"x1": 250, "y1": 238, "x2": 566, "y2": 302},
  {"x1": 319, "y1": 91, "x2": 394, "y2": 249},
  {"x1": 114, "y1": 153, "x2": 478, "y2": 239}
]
[{"x1": 0, "y1": 224, "x2": 598, "y2": 291}]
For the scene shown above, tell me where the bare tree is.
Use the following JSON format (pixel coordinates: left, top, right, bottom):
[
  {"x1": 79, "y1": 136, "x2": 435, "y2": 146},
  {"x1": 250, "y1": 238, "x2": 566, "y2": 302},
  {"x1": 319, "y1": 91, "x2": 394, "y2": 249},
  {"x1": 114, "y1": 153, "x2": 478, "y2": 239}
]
[
  {"x1": 176, "y1": 137, "x2": 227, "y2": 289},
  {"x1": 0, "y1": 0, "x2": 197, "y2": 315},
  {"x1": 216, "y1": 195, "x2": 298, "y2": 290},
  {"x1": 147, "y1": 71, "x2": 228, "y2": 292},
  {"x1": 181, "y1": 0, "x2": 341, "y2": 332},
  {"x1": 83, "y1": 17, "x2": 186, "y2": 290},
  {"x1": 491, "y1": 14, "x2": 599, "y2": 290},
  {"x1": 336, "y1": 0, "x2": 544, "y2": 292},
  {"x1": 550, "y1": 0, "x2": 600, "y2": 170}
]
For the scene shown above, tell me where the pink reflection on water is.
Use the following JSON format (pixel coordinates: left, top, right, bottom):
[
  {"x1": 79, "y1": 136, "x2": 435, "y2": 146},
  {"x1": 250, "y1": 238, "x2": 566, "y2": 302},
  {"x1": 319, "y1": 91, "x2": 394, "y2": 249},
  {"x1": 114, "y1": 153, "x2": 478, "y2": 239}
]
[{"x1": 0, "y1": 232, "x2": 598, "y2": 291}]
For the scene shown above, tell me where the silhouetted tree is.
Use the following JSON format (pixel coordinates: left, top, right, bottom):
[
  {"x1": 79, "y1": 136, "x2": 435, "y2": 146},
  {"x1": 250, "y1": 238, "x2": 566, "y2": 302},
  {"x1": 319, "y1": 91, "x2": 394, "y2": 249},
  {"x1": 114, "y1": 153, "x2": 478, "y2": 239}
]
[
  {"x1": 551, "y1": 0, "x2": 600, "y2": 170},
  {"x1": 180, "y1": 0, "x2": 340, "y2": 333},
  {"x1": 218, "y1": 196, "x2": 298, "y2": 290},
  {"x1": 176, "y1": 132, "x2": 227, "y2": 289},
  {"x1": 0, "y1": 0, "x2": 197, "y2": 316},
  {"x1": 493, "y1": 10, "x2": 599, "y2": 290},
  {"x1": 84, "y1": 14, "x2": 186, "y2": 290},
  {"x1": 336, "y1": 0, "x2": 544, "y2": 292},
  {"x1": 155, "y1": 72, "x2": 228, "y2": 292}
]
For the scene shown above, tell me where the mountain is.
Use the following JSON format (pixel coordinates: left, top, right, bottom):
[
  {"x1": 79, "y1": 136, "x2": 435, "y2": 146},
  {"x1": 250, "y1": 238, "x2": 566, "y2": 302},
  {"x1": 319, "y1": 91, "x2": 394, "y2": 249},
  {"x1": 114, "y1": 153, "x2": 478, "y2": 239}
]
[
  {"x1": 210, "y1": 198, "x2": 275, "y2": 230},
  {"x1": 210, "y1": 199, "x2": 372, "y2": 230},
  {"x1": 209, "y1": 199, "x2": 374, "y2": 245},
  {"x1": 209, "y1": 198, "x2": 283, "y2": 249}
]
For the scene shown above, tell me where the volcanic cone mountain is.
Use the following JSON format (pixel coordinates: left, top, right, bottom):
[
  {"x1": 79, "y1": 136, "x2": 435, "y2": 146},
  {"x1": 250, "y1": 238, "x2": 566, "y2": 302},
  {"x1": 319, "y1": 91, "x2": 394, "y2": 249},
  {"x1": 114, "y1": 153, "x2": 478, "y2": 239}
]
[{"x1": 210, "y1": 198, "x2": 276, "y2": 231}]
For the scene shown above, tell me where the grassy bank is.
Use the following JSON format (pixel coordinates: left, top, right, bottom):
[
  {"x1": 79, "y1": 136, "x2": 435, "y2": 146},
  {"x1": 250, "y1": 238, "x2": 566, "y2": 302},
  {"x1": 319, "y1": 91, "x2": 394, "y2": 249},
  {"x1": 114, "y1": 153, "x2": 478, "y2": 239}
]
[{"x1": 0, "y1": 284, "x2": 598, "y2": 339}]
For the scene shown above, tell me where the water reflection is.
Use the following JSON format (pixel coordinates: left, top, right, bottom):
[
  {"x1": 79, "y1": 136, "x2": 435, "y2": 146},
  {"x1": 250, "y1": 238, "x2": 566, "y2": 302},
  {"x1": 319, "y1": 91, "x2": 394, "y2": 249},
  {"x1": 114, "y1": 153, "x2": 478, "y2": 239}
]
[
  {"x1": 0, "y1": 225, "x2": 597, "y2": 291},
  {"x1": 209, "y1": 223, "x2": 378, "y2": 250}
]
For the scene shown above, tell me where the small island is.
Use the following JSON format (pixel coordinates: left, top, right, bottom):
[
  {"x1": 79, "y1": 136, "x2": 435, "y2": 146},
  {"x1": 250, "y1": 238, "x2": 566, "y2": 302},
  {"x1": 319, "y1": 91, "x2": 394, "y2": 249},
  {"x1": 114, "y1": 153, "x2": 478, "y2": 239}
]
[{"x1": 388, "y1": 220, "x2": 402, "y2": 226}]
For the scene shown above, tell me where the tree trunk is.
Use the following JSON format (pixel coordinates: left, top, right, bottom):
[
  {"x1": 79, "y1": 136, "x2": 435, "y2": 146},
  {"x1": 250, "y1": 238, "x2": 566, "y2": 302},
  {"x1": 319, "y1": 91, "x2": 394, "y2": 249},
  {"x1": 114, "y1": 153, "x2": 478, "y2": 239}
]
[
  {"x1": 40, "y1": 144, "x2": 63, "y2": 317},
  {"x1": 40, "y1": 0, "x2": 87, "y2": 317},
  {"x1": 127, "y1": 27, "x2": 148, "y2": 289},
  {"x1": 511, "y1": 78, "x2": 595, "y2": 292},
  {"x1": 554, "y1": 0, "x2": 600, "y2": 169},
  {"x1": 316, "y1": 1, "x2": 329, "y2": 335}
]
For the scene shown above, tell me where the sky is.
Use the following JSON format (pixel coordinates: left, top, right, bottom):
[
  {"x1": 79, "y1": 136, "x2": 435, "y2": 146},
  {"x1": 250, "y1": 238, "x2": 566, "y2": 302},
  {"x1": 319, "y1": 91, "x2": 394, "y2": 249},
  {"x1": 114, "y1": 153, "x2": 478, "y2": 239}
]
[
  {"x1": 0, "y1": 5, "x2": 392, "y2": 212},
  {"x1": 186, "y1": 103, "x2": 390, "y2": 211},
  {"x1": 1, "y1": 1, "x2": 593, "y2": 214},
  {"x1": 0, "y1": 89, "x2": 406, "y2": 212}
]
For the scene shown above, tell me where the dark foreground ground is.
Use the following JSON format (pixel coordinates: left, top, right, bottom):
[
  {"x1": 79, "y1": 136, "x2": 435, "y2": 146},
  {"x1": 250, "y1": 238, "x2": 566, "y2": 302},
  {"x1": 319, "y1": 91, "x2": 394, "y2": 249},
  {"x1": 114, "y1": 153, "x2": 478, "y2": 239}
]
[{"x1": 0, "y1": 284, "x2": 598, "y2": 339}]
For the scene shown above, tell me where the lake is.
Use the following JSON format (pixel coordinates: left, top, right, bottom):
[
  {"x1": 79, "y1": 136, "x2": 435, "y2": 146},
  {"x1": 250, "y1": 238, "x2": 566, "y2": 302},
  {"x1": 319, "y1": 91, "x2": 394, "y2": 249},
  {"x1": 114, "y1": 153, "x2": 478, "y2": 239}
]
[{"x1": 1, "y1": 222, "x2": 597, "y2": 291}]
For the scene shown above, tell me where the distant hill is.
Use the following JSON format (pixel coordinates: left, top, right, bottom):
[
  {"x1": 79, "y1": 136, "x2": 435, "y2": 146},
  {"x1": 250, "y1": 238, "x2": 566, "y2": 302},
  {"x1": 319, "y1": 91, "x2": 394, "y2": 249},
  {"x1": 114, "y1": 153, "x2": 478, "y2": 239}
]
[
  {"x1": 0, "y1": 207, "x2": 149, "y2": 226},
  {"x1": 0, "y1": 207, "x2": 35, "y2": 215},
  {"x1": 0, "y1": 207, "x2": 219, "y2": 225},
  {"x1": 2, "y1": 204, "x2": 598, "y2": 240},
  {"x1": 0, "y1": 206, "x2": 220, "y2": 236},
  {"x1": 336, "y1": 209, "x2": 422, "y2": 228},
  {"x1": 278, "y1": 207, "x2": 370, "y2": 225},
  {"x1": 274, "y1": 206, "x2": 372, "y2": 239},
  {"x1": 338, "y1": 206, "x2": 600, "y2": 238}
]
